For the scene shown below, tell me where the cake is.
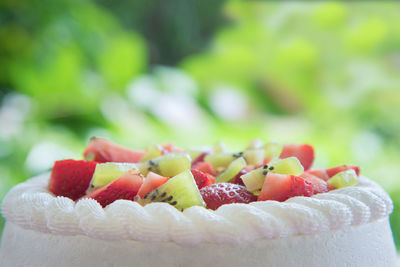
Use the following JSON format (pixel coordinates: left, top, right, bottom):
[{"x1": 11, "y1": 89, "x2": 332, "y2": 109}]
[{"x1": 0, "y1": 138, "x2": 397, "y2": 266}]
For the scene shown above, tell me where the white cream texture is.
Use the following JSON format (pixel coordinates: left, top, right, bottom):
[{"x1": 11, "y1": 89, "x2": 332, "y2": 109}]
[{"x1": 0, "y1": 173, "x2": 393, "y2": 244}]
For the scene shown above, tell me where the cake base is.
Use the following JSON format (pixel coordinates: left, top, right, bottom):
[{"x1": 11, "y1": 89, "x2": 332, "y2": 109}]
[{"x1": 1, "y1": 218, "x2": 396, "y2": 267}]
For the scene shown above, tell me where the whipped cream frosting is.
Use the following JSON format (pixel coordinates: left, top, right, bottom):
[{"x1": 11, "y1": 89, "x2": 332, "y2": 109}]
[{"x1": 1, "y1": 173, "x2": 393, "y2": 244}]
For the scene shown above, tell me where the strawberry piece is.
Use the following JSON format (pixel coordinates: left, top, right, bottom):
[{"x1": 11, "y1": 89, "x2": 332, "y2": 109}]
[
  {"x1": 137, "y1": 172, "x2": 168, "y2": 198},
  {"x1": 192, "y1": 161, "x2": 217, "y2": 176},
  {"x1": 191, "y1": 169, "x2": 215, "y2": 189},
  {"x1": 83, "y1": 169, "x2": 143, "y2": 207},
  {"x1": 326, "y1": 165, "x2": 360, "y2": 178},
  {"x1": 200, "y1": 183, "x2": 256, "y2": 210},
  {"x1": 304, "y1": 169, "x2": 330, "y2": 181},
  {"x1": 258, "y1": 173, "x2": 313, "y2": 202},
  {"x1": 83, "y1": 137, "x2": 145, "y2": 163},
  {"x1": 161, "y1": 143, "x2": 184, "y2": 154},
  {"x1": 192, "y1": 152, "x2": 209, "y2": 165},
  {"x1": 49, "y1": 159, "x2": 98, "y2": 200},
  {"x1": 279, "y1": 144, "x2": 315, "y2": 171},
  {"x1": 300, "y1": 172, "x2": 328, "y2": 194},
  {"x1": 229, "y1": 169, "x2": 247, "y2": 186}
]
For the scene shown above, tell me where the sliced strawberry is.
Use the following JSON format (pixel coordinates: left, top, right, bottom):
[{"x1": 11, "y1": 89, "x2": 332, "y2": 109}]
[
  {"x1": 137, "y1": 172, "x2": 168, "y2": 198},
  {"x1": 192, "y1": 161, "x2": 217, "y2": 176},
  {"x1": 326, "y1": 165, "x2": 360, "y2": 177},
  {"x1": 83, "y1": 169, "x2": 143, "y2": 207},
  {"x1": 192, "y1": 152, "x2": 209, "y2": 165},
  {"x1": 229, "y1": 168, "x2": 247, "y2": 186},
  {"x1": 258, "y1": 173, "x2": 313, "y2": 202},
  {"x1": 161, "y1": 143, "x2": 184, "y2": 154},
  {"x1": 279, "y1": 144, "x2": 315, "y2": 171},
  {"x1": 48, "y1": 159, "x2": 98, "y2": 200},
  {"x1": 200, "y1": 183, "x2": 256, "y2": 210},
  {"x1": 304, "y1": 169, "x2": 330, "y2": 181},
  {"x1": 300, "y1": 172, "x2": 328, "y2": 194},
  {"x1": 83, "y1": 137, "x2": 145, "y2": 163},
  {"x1": 191, "y1": 169, "x2": 215, "y2": 189}
]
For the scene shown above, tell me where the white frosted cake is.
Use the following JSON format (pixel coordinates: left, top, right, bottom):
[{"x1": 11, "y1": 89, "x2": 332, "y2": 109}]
[
  {"x1": 0, "y1": 139, "x2": 397, "y2": 266},
  {"x1": 0, "y1": 173, "x2": 396, "y2": 267}
]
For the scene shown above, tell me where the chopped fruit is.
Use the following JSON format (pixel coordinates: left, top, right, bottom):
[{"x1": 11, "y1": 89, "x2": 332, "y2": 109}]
[
  {"x1": 204, "y1": 153, "x2": 236, "y2": 169},
  {"x1": 83, "y1": 138, "x2": 145, "y2": 163},
  {"x1": 191, "y1": 151, "x2": 209, "y2": 165},
  {"x1": 230, "y1": 169, "x2": 247, "y2": 186},
  {"x1": 300, "y1": 172, "x2": 329, "y2": 194},
  {"x1": 279, "y1": 144, "x2": 314, "y2": 171},
  {"x1": 49, "y1": 159, "x2": 98, "y2": 201},
  {"x1": 140, "y1": 144, "x2": 163, "y2": 162},
  {"x1": 215, "y1": 157, "x2": 247, "y2": 183},
  {"x1": 192, "y1": 161, "x2": 217, "y2": 176},
  {"x1": 241, "y1": 167, "x2": 266, "y2": 192},
  {"x1": 138, "y1": 170, "x2": 205, "y2": 211},
  {"x1": 327, "y1": 169, "x2": 359, "y2": 189},
  {"x1": 247, "y1": 138, "x2": 263, "y2": 150},
  {"x1": 326, "y1": 165, "x2": 360, "y2": 178},
  {"x1": 263, "y1": 141, "x2": 280, "y2": 160},
  {"x1": 258, "y1": 173, "x2": 313, "y2": 202},
  {"x1": 243, "y1": 149, "x2": 265, "y2": 166},
  {"x1": 200, "y1": 183, "x2": 257, "y2": 210},
  {"x1": 269, "y1": 157, "x2": 304, "y2": 176},
  {"x1": 90, "y1": 162, "x2": 137, "y2": 190},
  {"x1": 83, "y1": 169, "x2": 144, "y2": 207},
  {"x1": 191, "y1": 169, "x2": 215, "y2": 189},
  {"x1": 304, "y1": 169, "x2": 330, "y2": 181},
  {"x1": 137, "y1": 172, "x2": 168, "y2": 199},
  {"x1": 161, "y1": 143, "x2": 184, "y2": 153},
  {"x1": 137, "y1": 153, "x2": 191, "y2": 177},
  {"x1": 213, "y1": 141, "x2": 228, "y2": 153}
]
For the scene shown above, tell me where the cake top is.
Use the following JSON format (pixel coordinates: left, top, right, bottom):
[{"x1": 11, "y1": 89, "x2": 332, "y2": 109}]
[{"x1": 0, "y1": 138, "x2": 393, "y2": 244}]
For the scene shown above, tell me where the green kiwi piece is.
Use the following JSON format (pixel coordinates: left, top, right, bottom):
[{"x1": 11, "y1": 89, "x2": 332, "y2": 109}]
[
  {"x1": 204, "y1": 152, "x2": 237, "y2": 169},
  {"x1": 215, "y1": 157, "x2": 247, "y2": 183},
  {"x1": 138, "y1": 170, "x2": 205, "y2": 211},
  {"x1": 327, "y1": 169, "x2": 358, "y2": 189},
  {"x1": 140, "y1": 144, "x2": 163, "y2": 162},
  {"x1": 90, "y1": 162, "x2": 137, "y2": 189},
  {"x1": 242, "y1": 167, "x2": 266, "y2": 192},
  {"x1": 213, "y1": 141, "x2": 228, "y2": 153},
  {"x1": 263, "y1": 141, "x2": 280, "y2": 159},
  {"x1": 243, "y1": 149, "x2": 265, "y2": 166},
  {"x1": 137, "y1": 153, "x2": 192, "y2": 177},
  {"x1": 247, "y1": 138, "x2": 263, "y2": 150}
]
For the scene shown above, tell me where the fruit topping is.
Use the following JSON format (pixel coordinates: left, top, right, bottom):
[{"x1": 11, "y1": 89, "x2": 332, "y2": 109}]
[
  {"x1": 229, "y1": 168, "x2": 247, "y2": 186},
  {"x1": 258, "y1": 173, "x2": 313, "y2": 202},
  {"x1": 299, "y1": 172, "x2": 329, "y2": 194},
  {"x1": 200, "y1": 183, "x2": 257, "y2": 210},
  {"x1": 137, "y1": 172, "x2": 168, "y2": 199},
  {"x1": 279, "y1": 143, "x2": 314, "y2": 171},
  {"x1": 326, "y1": 165, "x2": 360, "y2": 178},
  {"x1": 243, "y1": 149, "x2": 265, "y2": 166},
  {"x1": 83, "y1": 137, "x2": 145, "y2": 163},
  {"x1": 140, "y1": 144, "x2": 163, "y2": 162},
  {"x1": 215, "y1": 157, "x2": 246, "y2": 183},
  {"x1": 137, "y1": 153, "x2": 191, "y2": 177},
  {"x1": 83, "y1": 169, "x2": 144, "y2": 207},
  {"x1": 204, "y1": 152, "x2": 236, "y2": 169},
  {"x1": 191, "y1": 169, "x2": 215, "y2": 189},
  {"x1": 49, "y1": 159, "x2": 98, "y2": 200},
  {"x1": 89, "y1": 162, "x2": 137, "y2": 190},
  {"x1": 327, "y1": 169, "x2": 359, "y2": 189},
  {"x1": 192, "y1": 161, "x2": 217, "y2": 176},
  {"x1": 138, "y1": 170, "x2": 205, "y2": 211}
]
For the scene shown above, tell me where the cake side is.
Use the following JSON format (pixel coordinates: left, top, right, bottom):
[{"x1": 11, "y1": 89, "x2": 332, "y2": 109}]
[{"x1": 1, "y1": 172, "x2": 393, "y2": 244}]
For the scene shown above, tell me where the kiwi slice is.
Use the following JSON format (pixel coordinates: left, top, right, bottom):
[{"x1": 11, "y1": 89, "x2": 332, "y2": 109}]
[
  {"x1": 242, "y1": 167, "x2": 266, "y2": 192},
  {"x1": 213, "y1": 141, "x2": 228, "y2": 153},
  {"x1": 138, "y1": 170, "x2": 205, "y2": 211},
  {"x1": 247, "y1": 138, "x2": 263, "y2": 150},
  {"x1": 243, "y1": 149, "x2": 265, "y2": 166},
  {"x1": 140, "y1": 144, "x2": 163, "y2": 162},
  {"x1": 204, "y1": 152, "x2": 237, "y2": 169},
  {"x1": 327, "y1": 169, "x2": 358, "y2": 189},
  {"x1": 137, "y1": 153, "x2": 191, "y2": 177},
  {"x1": 263, "y1": 141, "x2": 280, "y2": 159},
  {"x1": 215, "y1": 157, "x2": 246, "y2": 183},
  {"x1": 90, "y1": 162, "x2": 137, "y2": 189}
]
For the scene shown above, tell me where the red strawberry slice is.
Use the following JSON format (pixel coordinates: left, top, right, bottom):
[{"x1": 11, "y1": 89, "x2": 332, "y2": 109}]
[
  {"x1": 83, "y1": 137, "x2": 145, "y2": 163},
  {"x1": 161, "y1": 143, "x2": 184, "y2": 153},
  {"x1": 326, "y1": 165, "x2": 360, "y2": 177},
  {"x1": 137, "y1": 172, "x2": 168, "y2": 198},
  {"x1": 300, "y1": 172, "x2": 328, "y2": 194},
  {"x1": 229, "y1": 168, "x2": 247, "y2": 186},
  {"x1": 191, "y1": 169, "x2": 215, "y2": 189},
  {"x1": 200, "y1": 183, "x2": 256, "y2": 210},
  {"x1": 279, "y1": 144, "x2": 315, "y2": 171},
  {"x1": 304, "y1": 169, "x2": 330, "y2": 181},
  {"x1": 192, "y1": 161, "x2": 217, "y2": 176},
  {"x1": 49, "y1": 159, "x2": 98, "y2": 200},
  {"x1": 83, "y1": 169, "x2": 143, "y2": 207},
  {"x1": 258, "y1": 173, "x2": 313, "y2": 202},
  {"x1": 192, "y1": 152, "x2": 209, "y2": 165}
]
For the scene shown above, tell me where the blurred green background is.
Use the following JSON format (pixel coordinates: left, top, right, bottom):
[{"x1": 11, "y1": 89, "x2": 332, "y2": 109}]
[{"x1": 1, "y1": 0, "x2": 399, "y2": 248}]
